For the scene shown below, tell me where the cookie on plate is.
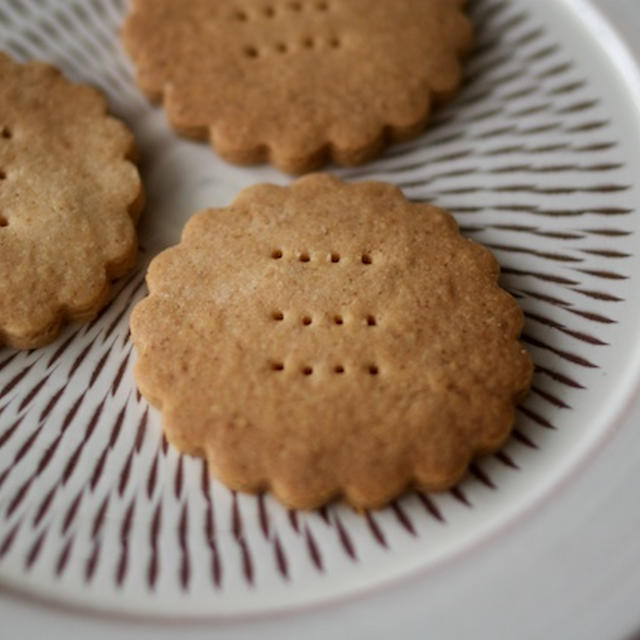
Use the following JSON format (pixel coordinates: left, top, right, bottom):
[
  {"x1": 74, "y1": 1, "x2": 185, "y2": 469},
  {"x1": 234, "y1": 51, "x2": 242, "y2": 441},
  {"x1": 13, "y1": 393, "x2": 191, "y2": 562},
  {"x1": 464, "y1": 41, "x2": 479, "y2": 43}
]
[
  {"x1": 122, "y1": 0, "x2": 472, "y2": 173},
  {"x1": 130, "y1": 174, "x2": 531, "y2": 510},
  {"x1": 0, "y1": 53, "x2": 144, "y2": 349}
]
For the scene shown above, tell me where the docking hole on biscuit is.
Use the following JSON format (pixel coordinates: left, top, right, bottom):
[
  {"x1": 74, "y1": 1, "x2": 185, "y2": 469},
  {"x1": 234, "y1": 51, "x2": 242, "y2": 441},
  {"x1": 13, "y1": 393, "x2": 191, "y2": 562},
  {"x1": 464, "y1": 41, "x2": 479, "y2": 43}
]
[
  {"x1": 287, "y1": 1, "x2": 302, "y2": 11},
  {"x1": 329, "y1": 37, "x2": 340, "y2": 49},
  {"x1": 334, "y1": 365, "x2": 345, "y2": 374},
  {"x1": 0, "y1": 215, "x2": 7, "y2": 228},
  {"x1": 330, "y1": 252, "x2": 340, "y2": 263},
  {"x1": 244, "y1": 45, "x2": 259, "y2": 58},
  {"x1": 316, "y1": 1, "x2": 329, "y2": 10},
  {"x1": 361, "y1": 253, "x2": 372, "y2": 265},
  {"x1": 368, "y1": 365, "x2": 379, "y2": 376},
  {"x1": 366, "y1": 315, "x2": 376, "y2": 326},
  {"x1": 302, "y1": 37, "x2": 314, "y2": 49},
  {"x1": 0, "y1": 170, "x2": 6, "y2": 180},
  {"x1": 232, "y1": 9, "x2": 247, "y2": 21},
  {"x1": 302, "y1": 316, "x2": 312, "y2": 326},
  {"x1": 271, "y1": 362, "x2": 285, "y2": 371},
  {"x1": 1, "y1": 127, "x2": 11, "y2": 139},
  {"x1": 299, "y1": 252, "x2": 310, "y2": 262},
  {"x1": 334, "y1": 314, "x2": 344, "y2": 325},
  {"x1": 272, "y1": 311, "x2": 284, "y2": 321},
  {"x1": 264, "y1": 6, "x2": 275, "y2": 17},
  {"x1": 271, "y1": 249, "x2": 283, "y2": 259},
  {"x1": 275, "y1": 42, "x2": 288, "y2": 53},
  {"x1": 302, "y1": 366, "x2": 313, "y2": 376}
]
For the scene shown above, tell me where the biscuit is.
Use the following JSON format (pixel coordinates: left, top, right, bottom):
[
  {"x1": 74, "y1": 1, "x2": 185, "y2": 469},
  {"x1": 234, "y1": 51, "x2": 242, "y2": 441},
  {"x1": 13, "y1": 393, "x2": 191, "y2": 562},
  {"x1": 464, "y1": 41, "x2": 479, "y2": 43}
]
[
  {"x1": 0, "y1": 53, "x2": 144, "y2": 350},
  {"x1": 121, "y1": 0, "x2": 472, "y2": 174},
  {"x1": 130, "y1": 174, "x2": 532, "y2": 510}
]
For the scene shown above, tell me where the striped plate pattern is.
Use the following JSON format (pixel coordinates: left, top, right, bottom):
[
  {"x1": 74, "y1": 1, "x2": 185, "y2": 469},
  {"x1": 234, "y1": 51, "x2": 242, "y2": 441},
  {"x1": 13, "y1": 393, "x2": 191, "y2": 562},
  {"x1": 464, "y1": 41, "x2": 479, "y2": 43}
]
[{"x1": 0, "y1": 0, "x2": 639, "y2": 617}]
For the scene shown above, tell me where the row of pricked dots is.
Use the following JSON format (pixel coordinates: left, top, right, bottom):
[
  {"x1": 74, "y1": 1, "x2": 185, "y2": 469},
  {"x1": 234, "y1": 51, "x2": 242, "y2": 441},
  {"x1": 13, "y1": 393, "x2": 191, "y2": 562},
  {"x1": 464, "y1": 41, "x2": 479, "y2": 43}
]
[
  {"x1": 233, "y1": 2, "x2": 329, "y2": 21},
  {"x1": 243, "y1": 37, "x2": 340, "y2": 58},
  {"x1": 271, "y1": 249, "x2": 372, "y2": 264},
  {"x1": 271, "y1": 312, "x2": 376, "y2": 326},
  {"x1": 271, "y1": 362, "x2": 379, "y2": 376}
]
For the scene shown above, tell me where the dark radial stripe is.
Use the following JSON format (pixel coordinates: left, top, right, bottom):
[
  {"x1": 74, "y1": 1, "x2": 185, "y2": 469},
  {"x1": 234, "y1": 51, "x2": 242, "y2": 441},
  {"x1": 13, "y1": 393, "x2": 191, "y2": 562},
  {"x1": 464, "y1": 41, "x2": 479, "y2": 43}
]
[
  {"x1": 257, "y1": 493, "x2": 270, "y2": 540},
  {"x1": 520, "y1": 334, "x2": 598, "y2": 368},
  {"x1": 469, "y1": 463, "x2": 497, "y2": 489},
  {"x1": 231, "y1": 492, "x2": 254, "y2": 584},
  {"x1": 416, "y1": 493, "x2": 446, "y2": 523},
  {"x1": 101, "y1": 276, "x2": 146, "y2": 344},
  {"x1": 0, "y1": 352, "x2": 18, "y2": 372},
  {"x1": 55, "y1": 536, "x2": 74, "y2": 577},
  {"x1": 61, "y1": 490, "x2": 83, "y2": 535},
  {"x1": 6, "y1": 477, "x2": 35, "y2": 518},
  {"x1": 146, "y1": 449, "x2": 159, "y2": 499},
  {"x1": 110, "y1": 350, "x2": 132, "y2": 396},
  {"x1": 46, "y1": 332, "x2": 78, "y2": 368},
  {"x1": 108, "y1": 403, "x2": 127, "y2": 448},
  {"x1": 134, "y1": 408, "x2": 148, "y2": 452},
  {"x1": 530, "y1": 385, "x2": 571, "y2": 409},
  {"x1": 273, "y1": 535, "x2": 289, "y2": 580},
  {"x1": 304, "y1": 525, "x2": 324, "y2": 572},
  {"x1": 495, "y1": 451, "x2": 519, "y2": 470},
  {"x1": 0, "y1": 519, "x2": 21, "y2": 558},
  {"x1": 147, "y1": 501, "x2": 162, "y2": 590},
  {"x1": 91, "y1": 493, "x2": 110, "y2": 540},
  {"x1": 524, "y1": 312, "x2": 607, "y2": 346},
  {"x1": 572, "y1": 288, "x2": 623, "y2": 302},
  {"x1": 0, "y1": 414, "x2": 25, "y2": 450},
  {"x1": 567, "y1": 308, "x2": 615, "y2": 324},
  {"x1": 33, "y1": 485, "x2": 57, "y2": 527},
  {"x1": 85, "y1": 542, "x2": 101, "y2": 583},
  {"x1": 535, "y1": 365, "x2": 584, "y2": 389},
  {"x1": 90, "y1": 445, "x2": 109, "y2": 492},
  {"x1": 511, "y1": 428, "x2": 539, "y2": 449},
  {"x1": 287, "y1": 509, "x2": 300, "y2": 534},
  {"x1": 574, "y1": 268, "x2": 628, "y2": 280},
  {"x1": 0, "y1": 361, "x2": 37, "y2": 401},
  {"x1": 391, "y1": 502, "x2": 417, "y2": 537},
  {"x1": 89, "y1": 349, "x2": 111, "y2": 388},
  {"x1": 178, "y1": 502, "x2": 190, "y2": 591},
  {"x1": 116, "y1": 498, "x2": 136, "y2": 587},
  {"x1": 67, "y1": 342, "x2": 93, "y2": 379},
  {"x1": 174, "y1": 454, "x2": 184, "y2": 500},
  {"x1": 204, "y1": 501, "x2": 222, "y2": 588},
  {"x1": 334, "y1": 514, "x2": 358, "y2": 559},
  {"x1": 18, "y1": 375, "x2": 50, "y2": 413},
  {"x1": 25, "y1": 528, "x2": 47, "y2": 570},
  {"x1": 118, "y1": 451, "x2": 134, "y2": 497},
  {"x1": 450, "y1": 487, "x2": 472, "y2": 507},
  {"x1": 38, "y1": 386, "x2": 65, "y2": 422},
  {"x1": 365, "y1": 512, "x2": 388, "y2": 548},
  {"x1": 12, "y1": 424, "x2": 44, "y2": 465},
  {"x1": 519, "y1": 406, "x2": 556, "y2": 430}
]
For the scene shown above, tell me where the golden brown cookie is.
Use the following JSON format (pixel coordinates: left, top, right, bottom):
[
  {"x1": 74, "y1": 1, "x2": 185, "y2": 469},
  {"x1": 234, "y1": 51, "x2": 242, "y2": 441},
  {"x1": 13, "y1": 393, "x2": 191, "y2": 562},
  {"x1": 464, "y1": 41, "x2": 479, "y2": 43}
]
[
  {"x1": 121, "y1": 0, "x2": 472, "y2": 174},
  {"x1": 130, "y1": 174, "x2": 531, "y2": 510},
  {"x1": 0, "y1": 53, "x2": 144, "y2": 350}
]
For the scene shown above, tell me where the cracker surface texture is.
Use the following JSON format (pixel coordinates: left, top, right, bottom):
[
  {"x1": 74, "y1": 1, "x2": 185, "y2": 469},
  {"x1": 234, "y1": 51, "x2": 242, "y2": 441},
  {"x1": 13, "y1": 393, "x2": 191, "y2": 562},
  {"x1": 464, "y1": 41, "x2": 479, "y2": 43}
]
[
  {"x1": 131, "y1": 174, "x2": 532, "y2": 510},
  {"x1": 122, "y1": 0, "x2": 472, "y2": 173},
  {"x1": 0, "y1": 53, "x2": 144, "y2": 349}
]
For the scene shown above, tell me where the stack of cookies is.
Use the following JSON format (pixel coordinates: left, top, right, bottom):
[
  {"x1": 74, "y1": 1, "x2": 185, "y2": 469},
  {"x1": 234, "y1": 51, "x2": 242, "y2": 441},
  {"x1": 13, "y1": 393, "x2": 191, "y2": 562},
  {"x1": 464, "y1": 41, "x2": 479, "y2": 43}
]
[{"x1": 0, "y1": 0, "x2": 532, "y2": 510}]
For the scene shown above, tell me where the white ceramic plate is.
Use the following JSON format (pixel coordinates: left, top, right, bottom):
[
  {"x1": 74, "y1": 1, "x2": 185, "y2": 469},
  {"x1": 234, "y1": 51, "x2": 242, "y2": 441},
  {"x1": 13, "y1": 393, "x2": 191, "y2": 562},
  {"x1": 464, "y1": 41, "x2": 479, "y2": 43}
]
[{"x1": 1, "y1": 0, "x2": 640, "y2": 636}]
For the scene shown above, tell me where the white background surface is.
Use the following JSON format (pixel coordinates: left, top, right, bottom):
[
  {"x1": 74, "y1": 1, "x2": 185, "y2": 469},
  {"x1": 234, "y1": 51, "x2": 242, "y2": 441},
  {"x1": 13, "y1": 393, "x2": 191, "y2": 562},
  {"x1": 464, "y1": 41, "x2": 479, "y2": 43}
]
[{"x1": 2, "y1": 0, "x2": 640, "y2": 637}]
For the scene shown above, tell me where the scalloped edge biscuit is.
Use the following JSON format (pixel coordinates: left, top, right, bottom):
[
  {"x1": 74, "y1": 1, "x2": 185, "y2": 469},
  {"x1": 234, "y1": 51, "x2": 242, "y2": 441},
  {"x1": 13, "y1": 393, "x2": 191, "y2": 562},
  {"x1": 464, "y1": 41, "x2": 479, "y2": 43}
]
[
  {"x1": 0, "y1": 53, "x2": 144, "y2": 349},
  {"x1": 130, "y1": 175, "x2": 532, "y2": 510},
  {"x1": 122, "y1": 0, "x2": 473, "y2": 173}
]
